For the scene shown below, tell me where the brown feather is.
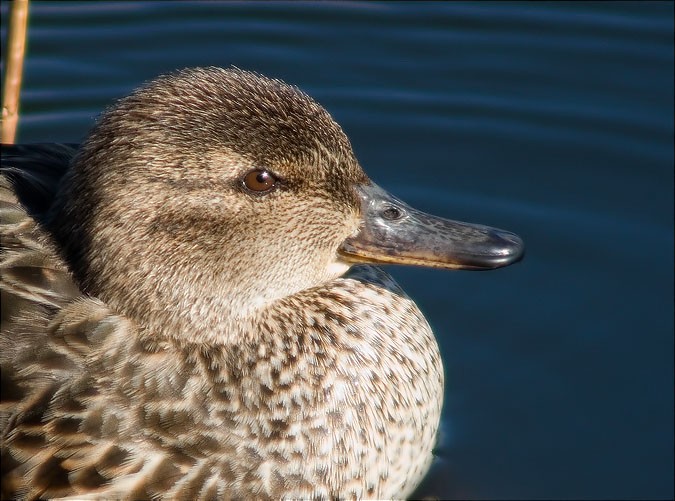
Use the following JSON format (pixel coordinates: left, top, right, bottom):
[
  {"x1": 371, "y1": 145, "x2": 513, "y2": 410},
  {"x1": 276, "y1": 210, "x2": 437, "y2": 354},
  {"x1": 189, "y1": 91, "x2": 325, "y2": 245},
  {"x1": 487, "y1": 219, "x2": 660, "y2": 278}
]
[{"x1": 1, "y1": 68, "x2": 443, "y2": 499}]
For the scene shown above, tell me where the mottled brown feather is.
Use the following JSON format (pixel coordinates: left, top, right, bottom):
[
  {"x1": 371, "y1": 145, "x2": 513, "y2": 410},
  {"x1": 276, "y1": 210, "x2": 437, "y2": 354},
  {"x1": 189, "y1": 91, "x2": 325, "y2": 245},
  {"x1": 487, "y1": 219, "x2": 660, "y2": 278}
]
[{"x1": 1, "y1": 68, "x2": 443, "y2": 500}]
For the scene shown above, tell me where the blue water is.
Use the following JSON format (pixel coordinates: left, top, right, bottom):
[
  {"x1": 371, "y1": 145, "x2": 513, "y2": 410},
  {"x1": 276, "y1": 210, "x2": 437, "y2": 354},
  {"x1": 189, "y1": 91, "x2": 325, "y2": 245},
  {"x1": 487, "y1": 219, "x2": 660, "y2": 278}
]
[{"x1": 1, "y1": 1, "x2": 673, "y2": 499}]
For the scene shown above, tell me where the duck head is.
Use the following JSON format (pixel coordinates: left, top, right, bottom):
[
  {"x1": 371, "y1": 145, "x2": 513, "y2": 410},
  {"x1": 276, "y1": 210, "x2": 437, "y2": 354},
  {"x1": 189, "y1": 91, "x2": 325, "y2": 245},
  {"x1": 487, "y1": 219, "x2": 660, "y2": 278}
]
[{"x1": 49, "y1": 67, "x2": 523, "y2": 342}]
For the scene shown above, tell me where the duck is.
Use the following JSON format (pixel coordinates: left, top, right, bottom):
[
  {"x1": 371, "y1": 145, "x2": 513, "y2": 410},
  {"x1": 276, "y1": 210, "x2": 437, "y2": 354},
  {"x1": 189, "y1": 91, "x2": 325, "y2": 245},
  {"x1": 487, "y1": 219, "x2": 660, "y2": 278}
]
[{"x1": 0, "y1": 67, "x2": 524, "y2": 500}]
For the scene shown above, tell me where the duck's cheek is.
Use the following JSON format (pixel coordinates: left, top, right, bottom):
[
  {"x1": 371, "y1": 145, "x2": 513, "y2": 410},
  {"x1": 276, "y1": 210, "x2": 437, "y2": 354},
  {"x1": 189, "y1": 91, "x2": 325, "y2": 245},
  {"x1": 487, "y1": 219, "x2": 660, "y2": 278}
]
[{"x1": 325, "y1": 259, "x2": 351, "y2": 279}]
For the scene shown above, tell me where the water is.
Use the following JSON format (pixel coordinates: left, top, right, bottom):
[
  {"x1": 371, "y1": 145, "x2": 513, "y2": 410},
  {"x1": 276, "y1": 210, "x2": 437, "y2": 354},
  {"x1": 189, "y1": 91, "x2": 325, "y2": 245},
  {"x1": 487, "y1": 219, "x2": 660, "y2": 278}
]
[{"x1": 1, "y1": 1, "x2": 673, "y2": 498}]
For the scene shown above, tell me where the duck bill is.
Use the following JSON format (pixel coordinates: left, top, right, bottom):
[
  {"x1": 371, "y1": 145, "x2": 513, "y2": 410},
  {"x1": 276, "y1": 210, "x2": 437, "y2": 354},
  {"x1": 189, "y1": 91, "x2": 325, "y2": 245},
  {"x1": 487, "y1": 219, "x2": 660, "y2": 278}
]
[{"x1": 339, "y1": 183, "x2": 524, "y2": 270}]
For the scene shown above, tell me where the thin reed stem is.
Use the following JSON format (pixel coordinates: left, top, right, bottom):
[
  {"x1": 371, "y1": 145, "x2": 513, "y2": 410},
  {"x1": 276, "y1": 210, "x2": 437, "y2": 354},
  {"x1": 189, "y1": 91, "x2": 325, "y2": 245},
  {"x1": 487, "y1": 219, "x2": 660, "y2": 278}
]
[{"x1": 2, "y1": 0, "x2": 30, "y2": 144}]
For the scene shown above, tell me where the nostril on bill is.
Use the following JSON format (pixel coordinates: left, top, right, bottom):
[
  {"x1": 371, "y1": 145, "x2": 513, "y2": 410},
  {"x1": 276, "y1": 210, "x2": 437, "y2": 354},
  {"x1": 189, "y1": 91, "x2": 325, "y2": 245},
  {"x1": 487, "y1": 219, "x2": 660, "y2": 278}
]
[{"x1": 381, "y1": 205, "x2": 403, "y2": 221}]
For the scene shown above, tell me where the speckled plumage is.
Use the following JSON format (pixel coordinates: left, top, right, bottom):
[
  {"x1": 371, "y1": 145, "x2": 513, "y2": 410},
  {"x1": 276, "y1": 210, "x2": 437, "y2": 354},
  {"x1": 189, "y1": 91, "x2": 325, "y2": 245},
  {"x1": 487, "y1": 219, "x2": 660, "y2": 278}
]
[{"x1": 1, "y1": 67, "x2": 521, "y2": 500}]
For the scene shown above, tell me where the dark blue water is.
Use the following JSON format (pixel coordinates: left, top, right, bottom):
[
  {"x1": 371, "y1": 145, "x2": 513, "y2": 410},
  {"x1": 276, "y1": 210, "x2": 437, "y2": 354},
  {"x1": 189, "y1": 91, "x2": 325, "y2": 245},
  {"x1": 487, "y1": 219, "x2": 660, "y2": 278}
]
[{"x1": 2, "y1": 1, "x2": 673, "y2": 499}]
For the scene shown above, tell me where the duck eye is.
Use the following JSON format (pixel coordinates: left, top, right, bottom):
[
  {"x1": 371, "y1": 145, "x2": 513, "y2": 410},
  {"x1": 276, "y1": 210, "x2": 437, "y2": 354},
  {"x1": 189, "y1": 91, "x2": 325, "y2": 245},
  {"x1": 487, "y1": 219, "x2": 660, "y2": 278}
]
[{"x1": 243, "y1": 169, "x2": 277, "y2": 193}]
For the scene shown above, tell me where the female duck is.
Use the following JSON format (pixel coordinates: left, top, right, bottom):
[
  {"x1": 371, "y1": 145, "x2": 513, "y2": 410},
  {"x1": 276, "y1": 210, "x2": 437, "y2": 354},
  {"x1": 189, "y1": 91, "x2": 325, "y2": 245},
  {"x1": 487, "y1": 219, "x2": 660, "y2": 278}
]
[{"x1": 0, "y1": 67, "x2": 523, "y2": 499}]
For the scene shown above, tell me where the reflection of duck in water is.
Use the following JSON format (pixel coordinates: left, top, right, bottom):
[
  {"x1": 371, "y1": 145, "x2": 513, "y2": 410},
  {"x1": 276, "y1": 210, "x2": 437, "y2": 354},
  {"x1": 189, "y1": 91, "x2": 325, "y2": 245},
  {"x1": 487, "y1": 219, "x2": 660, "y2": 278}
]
[{"x1": 0, "y1": 67, "x2": 523, "y2": 499}]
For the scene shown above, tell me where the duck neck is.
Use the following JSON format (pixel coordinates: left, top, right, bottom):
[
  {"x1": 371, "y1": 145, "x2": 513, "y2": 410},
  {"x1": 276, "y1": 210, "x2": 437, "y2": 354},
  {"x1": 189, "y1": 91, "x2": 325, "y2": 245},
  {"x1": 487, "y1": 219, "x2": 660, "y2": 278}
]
[{"x1": 97, "y1": 258, "x2": 352, "y2": 347}]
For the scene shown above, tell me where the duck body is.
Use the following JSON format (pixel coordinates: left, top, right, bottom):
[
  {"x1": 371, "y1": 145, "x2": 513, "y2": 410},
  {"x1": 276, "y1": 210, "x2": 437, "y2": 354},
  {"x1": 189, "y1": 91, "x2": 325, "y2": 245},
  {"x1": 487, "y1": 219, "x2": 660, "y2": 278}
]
[
  {"x1": 1, "y1": 68, "x2": 523, "y2": 499},
  {"x1": 1, "y1": 196, "x2": 441, "y2": 499}
]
